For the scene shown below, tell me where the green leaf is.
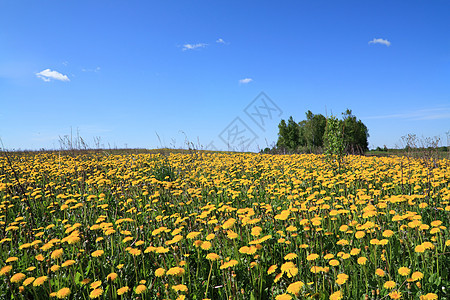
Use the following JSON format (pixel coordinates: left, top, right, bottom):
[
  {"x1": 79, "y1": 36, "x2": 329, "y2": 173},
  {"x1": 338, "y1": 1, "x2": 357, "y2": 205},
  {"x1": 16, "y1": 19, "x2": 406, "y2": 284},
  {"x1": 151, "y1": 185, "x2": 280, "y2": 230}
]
[
  {"x1": 74, "y1": 271, "x2": 82, "y2": 285},
  {"x1": 85, "y1": 261, "x2": 91, "y2": 275},
  {"x1": 429, "y1": 273, "x2": 438, "y2": 284}
]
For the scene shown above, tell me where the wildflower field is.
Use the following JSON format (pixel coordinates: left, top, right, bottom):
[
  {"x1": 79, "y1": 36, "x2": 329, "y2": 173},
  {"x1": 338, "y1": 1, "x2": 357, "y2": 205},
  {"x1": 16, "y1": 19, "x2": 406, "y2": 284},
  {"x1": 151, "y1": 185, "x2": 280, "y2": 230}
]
[{"x1": 0, "y1": 151, "x2": 449, "y2": 300}]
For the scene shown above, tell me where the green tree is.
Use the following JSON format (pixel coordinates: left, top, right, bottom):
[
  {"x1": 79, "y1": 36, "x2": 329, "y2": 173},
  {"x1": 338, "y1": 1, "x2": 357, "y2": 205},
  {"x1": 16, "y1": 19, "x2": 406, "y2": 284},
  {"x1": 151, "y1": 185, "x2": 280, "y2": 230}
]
[
  {"x1": 341, "y1": 109, "x2": 369, "y2": 154},
  {"x1": 304, "y1": 110, "x2": 326, "y2": 150},
  {"x1": 324, "y1": 115, "x2": 345, "y2": 172},
  {"x1": 276, "y1": 116, "x2": 301, "y2": 152}
]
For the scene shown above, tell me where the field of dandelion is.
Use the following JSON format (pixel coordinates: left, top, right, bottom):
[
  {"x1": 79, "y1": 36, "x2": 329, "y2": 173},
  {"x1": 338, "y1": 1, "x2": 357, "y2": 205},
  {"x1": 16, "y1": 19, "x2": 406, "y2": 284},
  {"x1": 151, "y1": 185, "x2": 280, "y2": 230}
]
[{"x1": 0, "y1": 151, "x2": 449, "y2": 300}]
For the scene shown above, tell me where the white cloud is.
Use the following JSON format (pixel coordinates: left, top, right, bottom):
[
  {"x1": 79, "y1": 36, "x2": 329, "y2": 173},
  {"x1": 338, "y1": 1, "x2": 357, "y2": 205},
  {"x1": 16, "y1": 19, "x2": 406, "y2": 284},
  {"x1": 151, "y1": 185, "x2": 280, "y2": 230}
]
[
  {"x1": 239, "y1": 78, "x2": 253, "y2": 84},
  {"x1": 216, "y1": 38, "x2": 226, "y2": 44},
  {"x1": 36, "y1": 69, "x2": 70, "y2": 82},
  {"x1": 82, "y1": 67, "x2": 101, "y2": 72},
  {"x1": 182, "y1": 43, "x2": 207, "y2": 51},
  {"x1": 368, "y1": 38, "x2": 391, "y2": 47}
]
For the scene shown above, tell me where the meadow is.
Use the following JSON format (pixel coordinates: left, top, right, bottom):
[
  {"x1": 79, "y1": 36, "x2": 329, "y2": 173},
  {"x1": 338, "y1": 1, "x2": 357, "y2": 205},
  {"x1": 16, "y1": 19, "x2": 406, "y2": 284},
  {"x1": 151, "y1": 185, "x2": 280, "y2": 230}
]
[{"x1": 0, "y1": 151, "x2": 449, "y2": 299}]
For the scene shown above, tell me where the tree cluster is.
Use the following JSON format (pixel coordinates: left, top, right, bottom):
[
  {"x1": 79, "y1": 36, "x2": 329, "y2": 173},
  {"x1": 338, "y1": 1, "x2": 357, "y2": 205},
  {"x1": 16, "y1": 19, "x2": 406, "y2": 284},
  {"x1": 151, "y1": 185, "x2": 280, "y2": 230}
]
[{"x1": 276, "y1": 109, "x2": 369, "y2": 154}]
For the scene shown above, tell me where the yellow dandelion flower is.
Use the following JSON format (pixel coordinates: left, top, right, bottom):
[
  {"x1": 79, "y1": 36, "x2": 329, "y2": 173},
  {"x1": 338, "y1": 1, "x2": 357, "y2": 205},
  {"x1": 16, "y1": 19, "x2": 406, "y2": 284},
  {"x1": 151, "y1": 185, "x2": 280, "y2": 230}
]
[
  {"x1": 398, "y1": 267, "x2": 411, "y2": 276},
  {"x1": 6, "y1": 257, "x2": 18, "y2": 263},
  {"x1": 172, "y1": 284, "x2": 188, "y2": 292},
  {"x1": 155, "y1": 268, "x2": 166, "y2": 276},
  {"x1": 275, "y1": 294, "x2": 292, "y2": 300},
  {"x1": 239, "y1": 246, "x2": 249, "y2": 254},
  {"x1": 193, "y1": 240, "x2": 203, "y2": 247},
  {"x1": 430, "y1": 220, "x2": 442, "y2": 227},
  {"x1": 330, "y1": 290, "x2": 343, "y2": 300},
  {"x1": 23, "y1": 277, "x2": 35, "y2": 286},
  {"x1": 206, "y1": 233, "x2": 215, "y2": 240},
  {"x1": 10, "y1": 273, "x2": 26, "y2": 283},
  {"x1": 200, "y1": 241, "x2": 212, "y2": 250},
  {"x1": 90, "y1": 280, "x2": 102, "y2": 289},
  {"x1": 56, "y1": 287, "x2": 71, "y2": 299},
  {"x1": 50, "y1": 265, "x2": 60, "y2": 272},
  {"x1": 0, "y1": 265, "x2": 12, "y2": 276},
  {"x1": 33, "y1": 276, "x2": 48, "y2": 287},
  {"x1": 61, "y1": 260, "x2": 76, "y2": 267},
  {"x1": 281, "y1": 261, "x2": 296, "y2": 273},
  {"x1": 388, "y1": 291, "x2": 402, "y2": 299},
  {"x1": 350, "y1": 248, "x2": 361, "y2": 256},
  {"x1": 324, "y1": 253, "x2": 334, "y2": 259},
  {"x1": 384, "y1": 281, "x2": 396, "y2": 289},
  {"x1": 227, "y1": 230, "x2": 239, "y2": 239},
  {"x1": 67, "y1": 236, "x2": 80, "y2": 244},
  {"x1": 228, "y1": 259, "x2": 238, "y2": 267},
  {"x1": 135, "y1": 285, "x2": 147, "y2": 294},
  {"x1": 35, "y1": 254, "x2": 45, "y2": 261},
  {"x1": 336, "y1": 273, "x2": 349, "y2": 285},
  {"x1": 329, "y1": 259, "x2": 340, "y2": 266},
  {"x1": 306, "y1": 253, "x2": 319, "y2": 261},
  {"x1": 267, "y1": 265, "x2": 278, "y2": 274},
  {"x1": 375, "y1": 269, "x2": 385, "y2": 277},
  {"x1": 357, "y1": 257, "x2": 368, "y2": 265},
  {"x1": 206, "y1": 253, "x2": 220, "y2": 261},
  {"x1": 91, "y1": 250, "x2": 104, "y2": 258},
  {"x1": 117, "y1": 286, "x2": 129, "y2": 295},
  {"x1": 421, "y1": 293, "x2": 438, "y2": 300},
  {"x1": 89, "y1": 288, "x2": 103, "y2": 299},
  {"x1": 122, "y1": 236, "x2": 133, "y2": 243},
  {"x1": 186, "y1": 232, "x2": 201, "y2": 240},
  {"x1": 284, "y1": 253, "x2": 298, "y2": 260},
  {"x1": 355, "y1": 231, "x2": 365, "y2": 239},
  {"x1": 222, "y1": 218, "x2": 236, "y2": 229},
  {"x1": 415, "y1": 244, "x2": 426, "y2": 253},
  {"x1": 286, "y1": 267, "x2": 298, "y2": 278},
  {"x1": 40, "y1": 243, "x2": 54, "y2": 251},
  {"x1": 336, "y1": 239, "x2": 349, "y2": 246},
  {"x1": 166, "y1": 267, "x2": 185, "y2": 276},
  {"x1": 51, "y1": 249, "x2": 64, "y2": 260},
  {"x1": 310, "y1": 266, "x2": 323, "y2": 273},
  {"x1": 383, "y1": 230, "x2": 394, "y2": 238},
  {"x1": 286, "y1": 281, "x2": 304, "y2": 295},
  {"x1": 410, "y1": 271, "x2": 423, "y2": 281},
  {"x1": 251, "y1": 226, "x2": 263, "y2": 236},
  {"x1": 156, "y1": 246, "x2": 170, "y2": 253},
  {"x1": 107, "y1": 273, "x2": 118, "y2": 281},
  {"x1": 247, "y1": 246, "x2": 257, "y2": 255},
  {"x1": 128, "y1": 248, "x2": 142, "y2": 256},
  {"x1": 422, "y1": 242, "x2": 434, "y2": 250}
]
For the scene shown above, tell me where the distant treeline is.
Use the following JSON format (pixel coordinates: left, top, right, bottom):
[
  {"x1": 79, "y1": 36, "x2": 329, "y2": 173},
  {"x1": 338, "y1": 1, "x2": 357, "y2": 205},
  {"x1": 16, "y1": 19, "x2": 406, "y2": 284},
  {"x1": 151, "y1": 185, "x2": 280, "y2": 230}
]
[{"x1": 266, "y1": 109, "x2": 369, "y2": 154}]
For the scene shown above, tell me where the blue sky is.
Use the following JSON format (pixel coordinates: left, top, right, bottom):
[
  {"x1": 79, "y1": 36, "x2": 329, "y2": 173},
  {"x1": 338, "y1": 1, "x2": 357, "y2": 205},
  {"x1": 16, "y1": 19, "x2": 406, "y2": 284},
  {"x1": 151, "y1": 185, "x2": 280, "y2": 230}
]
[{"x1": 1, "y1": 1, "x2": 449, "y2": 151}]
